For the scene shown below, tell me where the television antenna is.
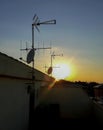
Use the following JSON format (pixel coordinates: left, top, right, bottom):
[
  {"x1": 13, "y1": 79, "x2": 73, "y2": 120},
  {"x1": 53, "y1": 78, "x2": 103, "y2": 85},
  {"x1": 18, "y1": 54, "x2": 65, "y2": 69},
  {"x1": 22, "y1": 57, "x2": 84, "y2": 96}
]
[
  {"x1": 20, "y1": 44, "x2": 51, "y2": 63},
  {"x1": 50, "y1": 52, "x2": 63, "y2": 76},
  {"x1": 45, "y1": 64, "x2": 60, "y2": 75},
  {"x1": 20, "y1": 14, "x2": 56, "y2": 112},
  {"x1": 30, "y1": 14, "x2": 56, "y2": 82},
  {"x1": 44, "y1": 64, "x2": 49, "y2": 73},
  {"x1": 31, "y1": 14, "x2": 55, "y2": 81},
  {"x1": 19, "y1": 41, "x2": 31, "y2": 61}
]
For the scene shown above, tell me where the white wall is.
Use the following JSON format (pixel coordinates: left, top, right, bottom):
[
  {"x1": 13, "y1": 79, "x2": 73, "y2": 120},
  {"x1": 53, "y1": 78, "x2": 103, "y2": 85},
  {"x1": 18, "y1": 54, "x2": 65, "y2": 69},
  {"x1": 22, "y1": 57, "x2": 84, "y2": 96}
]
[
  {"x1": 0, "y1": 78, "x2": 29, "y2": 130},
  {"x1": 0, "y1": 52, "x2": 55, "y2": 130}
]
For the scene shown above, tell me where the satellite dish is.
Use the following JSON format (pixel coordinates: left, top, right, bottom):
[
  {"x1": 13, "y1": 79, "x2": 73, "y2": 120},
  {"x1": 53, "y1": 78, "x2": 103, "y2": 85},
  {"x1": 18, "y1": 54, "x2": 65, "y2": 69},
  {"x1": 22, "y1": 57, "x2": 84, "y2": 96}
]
[
  {"x1": 47, "y1": 66, "x2": 52, "y2": 75},
  {"x1": 27, "y1": 48, "x2": 35, "y2": 64}
]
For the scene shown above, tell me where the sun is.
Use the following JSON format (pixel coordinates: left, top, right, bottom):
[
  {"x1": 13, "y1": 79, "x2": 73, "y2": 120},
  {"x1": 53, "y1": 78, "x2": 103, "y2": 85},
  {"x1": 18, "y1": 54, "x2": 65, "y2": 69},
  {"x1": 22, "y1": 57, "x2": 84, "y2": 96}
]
[{"x1": 52, "y1": 63, "x2": 71, "y2": 80}]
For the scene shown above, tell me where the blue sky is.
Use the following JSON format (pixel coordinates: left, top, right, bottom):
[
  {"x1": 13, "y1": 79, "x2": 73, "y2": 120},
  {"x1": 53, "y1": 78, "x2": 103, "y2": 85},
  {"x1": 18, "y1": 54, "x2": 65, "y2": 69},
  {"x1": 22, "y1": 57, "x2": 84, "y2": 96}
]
[{"x1": 0, "y1": 0, "x2": 103, "y2": 82}]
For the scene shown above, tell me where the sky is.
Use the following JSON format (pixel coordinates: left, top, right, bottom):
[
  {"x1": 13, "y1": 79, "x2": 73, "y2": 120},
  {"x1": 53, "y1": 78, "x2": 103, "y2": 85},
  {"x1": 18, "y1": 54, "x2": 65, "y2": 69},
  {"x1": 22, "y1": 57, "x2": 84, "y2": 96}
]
[{"x1": 0, "y1": 0, "x2": 103, "y2": 83}]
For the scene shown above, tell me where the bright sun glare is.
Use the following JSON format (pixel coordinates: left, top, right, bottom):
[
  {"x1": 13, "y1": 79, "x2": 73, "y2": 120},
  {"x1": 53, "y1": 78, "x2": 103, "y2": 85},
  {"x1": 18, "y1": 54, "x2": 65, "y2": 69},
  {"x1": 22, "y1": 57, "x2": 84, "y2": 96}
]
[{"x1": 52, "y1": 63, "x2": 71, "y2": 80}]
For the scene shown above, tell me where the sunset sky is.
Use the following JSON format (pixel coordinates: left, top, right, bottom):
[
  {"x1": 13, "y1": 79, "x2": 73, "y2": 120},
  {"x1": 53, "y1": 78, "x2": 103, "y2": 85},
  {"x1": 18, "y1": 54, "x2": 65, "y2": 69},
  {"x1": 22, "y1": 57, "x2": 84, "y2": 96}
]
[{"x1": 0, "y1": 0, "x2": 103, "y2": 83}]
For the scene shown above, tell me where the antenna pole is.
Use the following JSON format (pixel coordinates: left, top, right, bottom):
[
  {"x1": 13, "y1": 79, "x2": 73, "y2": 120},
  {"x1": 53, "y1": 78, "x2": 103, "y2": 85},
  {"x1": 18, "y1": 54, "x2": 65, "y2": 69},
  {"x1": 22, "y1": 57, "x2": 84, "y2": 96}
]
[
  {"x1": 50, "y1": 53, "x2": 63, "y2": 76},
  {"x1": 51, "y1": 55, "x2": 52, "y2": 68},
  {"x1": 20, "y1": 15, "x2": 56, "y2": 128},
  {"x1": 32, "y1": 24, "x2": 35, "y2": 79},
  {"x1": 30, "y1": 14, "x2": 56, "y2": 117},
  {"x1": 32, "y1": 24, "x2": 34, "y2": 49},
  {"x1": 29, "y1": 24, "x2": 35, "y2": 129}
]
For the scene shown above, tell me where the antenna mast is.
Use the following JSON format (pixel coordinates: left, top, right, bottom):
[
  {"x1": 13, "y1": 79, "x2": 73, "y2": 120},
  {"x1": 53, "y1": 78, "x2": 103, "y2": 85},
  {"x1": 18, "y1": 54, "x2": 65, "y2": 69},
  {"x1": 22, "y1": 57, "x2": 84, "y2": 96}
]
[
  {"x1": 30, "y1": 14, "x2": 56, "y2": 106},
  {"x1": 19, "y1": 15, "x2": 56, "y2": 128},
  {"x1": 50, "y1": 52, "x2": 63, "y2": 76}
]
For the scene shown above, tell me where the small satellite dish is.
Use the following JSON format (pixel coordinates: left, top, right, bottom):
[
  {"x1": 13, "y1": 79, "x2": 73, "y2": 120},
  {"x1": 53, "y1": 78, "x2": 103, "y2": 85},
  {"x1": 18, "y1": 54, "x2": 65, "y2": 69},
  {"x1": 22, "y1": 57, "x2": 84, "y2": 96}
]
[
  {"x1": 27, "y1": 48, "x2": 35, "y2": 64},
  {"x1": 47, "y1": 66, "x2": 52, "y2": 75}
]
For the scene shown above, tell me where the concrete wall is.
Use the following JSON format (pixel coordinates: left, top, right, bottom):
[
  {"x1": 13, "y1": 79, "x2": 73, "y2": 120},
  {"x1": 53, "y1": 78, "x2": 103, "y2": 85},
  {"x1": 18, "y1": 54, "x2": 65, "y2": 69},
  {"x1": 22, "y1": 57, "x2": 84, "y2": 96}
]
[
  {"x1": 0, "y1": 52, "x2": 54, "y2": 130},
  {"x1": 0, "y1": 78, "x2": 29, "y2": 130}
]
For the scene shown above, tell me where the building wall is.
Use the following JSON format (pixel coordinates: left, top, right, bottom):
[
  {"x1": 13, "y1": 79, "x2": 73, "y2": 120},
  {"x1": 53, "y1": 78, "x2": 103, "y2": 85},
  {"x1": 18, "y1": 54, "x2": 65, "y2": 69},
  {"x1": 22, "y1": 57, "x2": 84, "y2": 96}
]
[
  {"x1": 0, "y1": 52, "x2": 54, "y2": 130},
  {"x1": 0, "y1": 78, "x2": 29, "y2": 130}
]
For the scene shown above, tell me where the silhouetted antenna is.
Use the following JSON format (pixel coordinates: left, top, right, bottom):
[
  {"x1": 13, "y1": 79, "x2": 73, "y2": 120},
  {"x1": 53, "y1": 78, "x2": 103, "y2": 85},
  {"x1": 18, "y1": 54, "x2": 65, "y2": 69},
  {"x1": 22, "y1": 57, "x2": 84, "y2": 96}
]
[
  {"x1": 20, "y1": 42, "x2": 31, "y2": 51},
  {"x1": 19, "y1": 41, "x2": 31, "y2": 61},
  {"x1": 20, "y1": 40, "x2": 22, "y2": 60},
  {"x1": 27, "y1": 48, "x2": 35, "y2": 64},
  {"x1": 47, "y1": 66, "x2": 53, "y2": 75},
  {"x1": 47, "y1": 65, "x2": 60, "y2": 75},
  {"x1": 50, "y1": 52, "x2": 63, "y2": 76},
  {"x1": 26, "y1": 42, "x2": 28, "y2": 52},
  {"x1": 20, "y1": 43, "x2": 51, "y2": 62},
  {"x1": 32, "y1": 14, "x2": 40, "y2": 33},
  {"x1": 50, "y1": 41, "x2": 52, "y2": 54},
  {"x1": 19, "y1": 14, "x2": 56, "y2": 109},
  {"x1": 44, "y1": 64, "x2": 48, "y2": 73},
  {"x1": 37, "y1": 42, "x2": 39, "y2": 55}
]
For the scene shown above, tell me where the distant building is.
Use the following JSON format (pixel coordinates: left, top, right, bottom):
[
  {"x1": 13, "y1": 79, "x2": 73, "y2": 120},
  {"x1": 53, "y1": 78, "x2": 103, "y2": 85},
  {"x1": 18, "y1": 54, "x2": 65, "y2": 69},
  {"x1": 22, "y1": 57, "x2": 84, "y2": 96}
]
[
  {"x1": 36, "y1": 83, "x2": 93, "y2": 119},
  {"x1": 35, "y1": 82, "x2": 103, "y2": 129},
  {"x1": 94, "y1": 84, "x2": 103, "y2": 99},
  {"x1": 0, "y1": 52, "x2": 54, "y2": 130}
]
